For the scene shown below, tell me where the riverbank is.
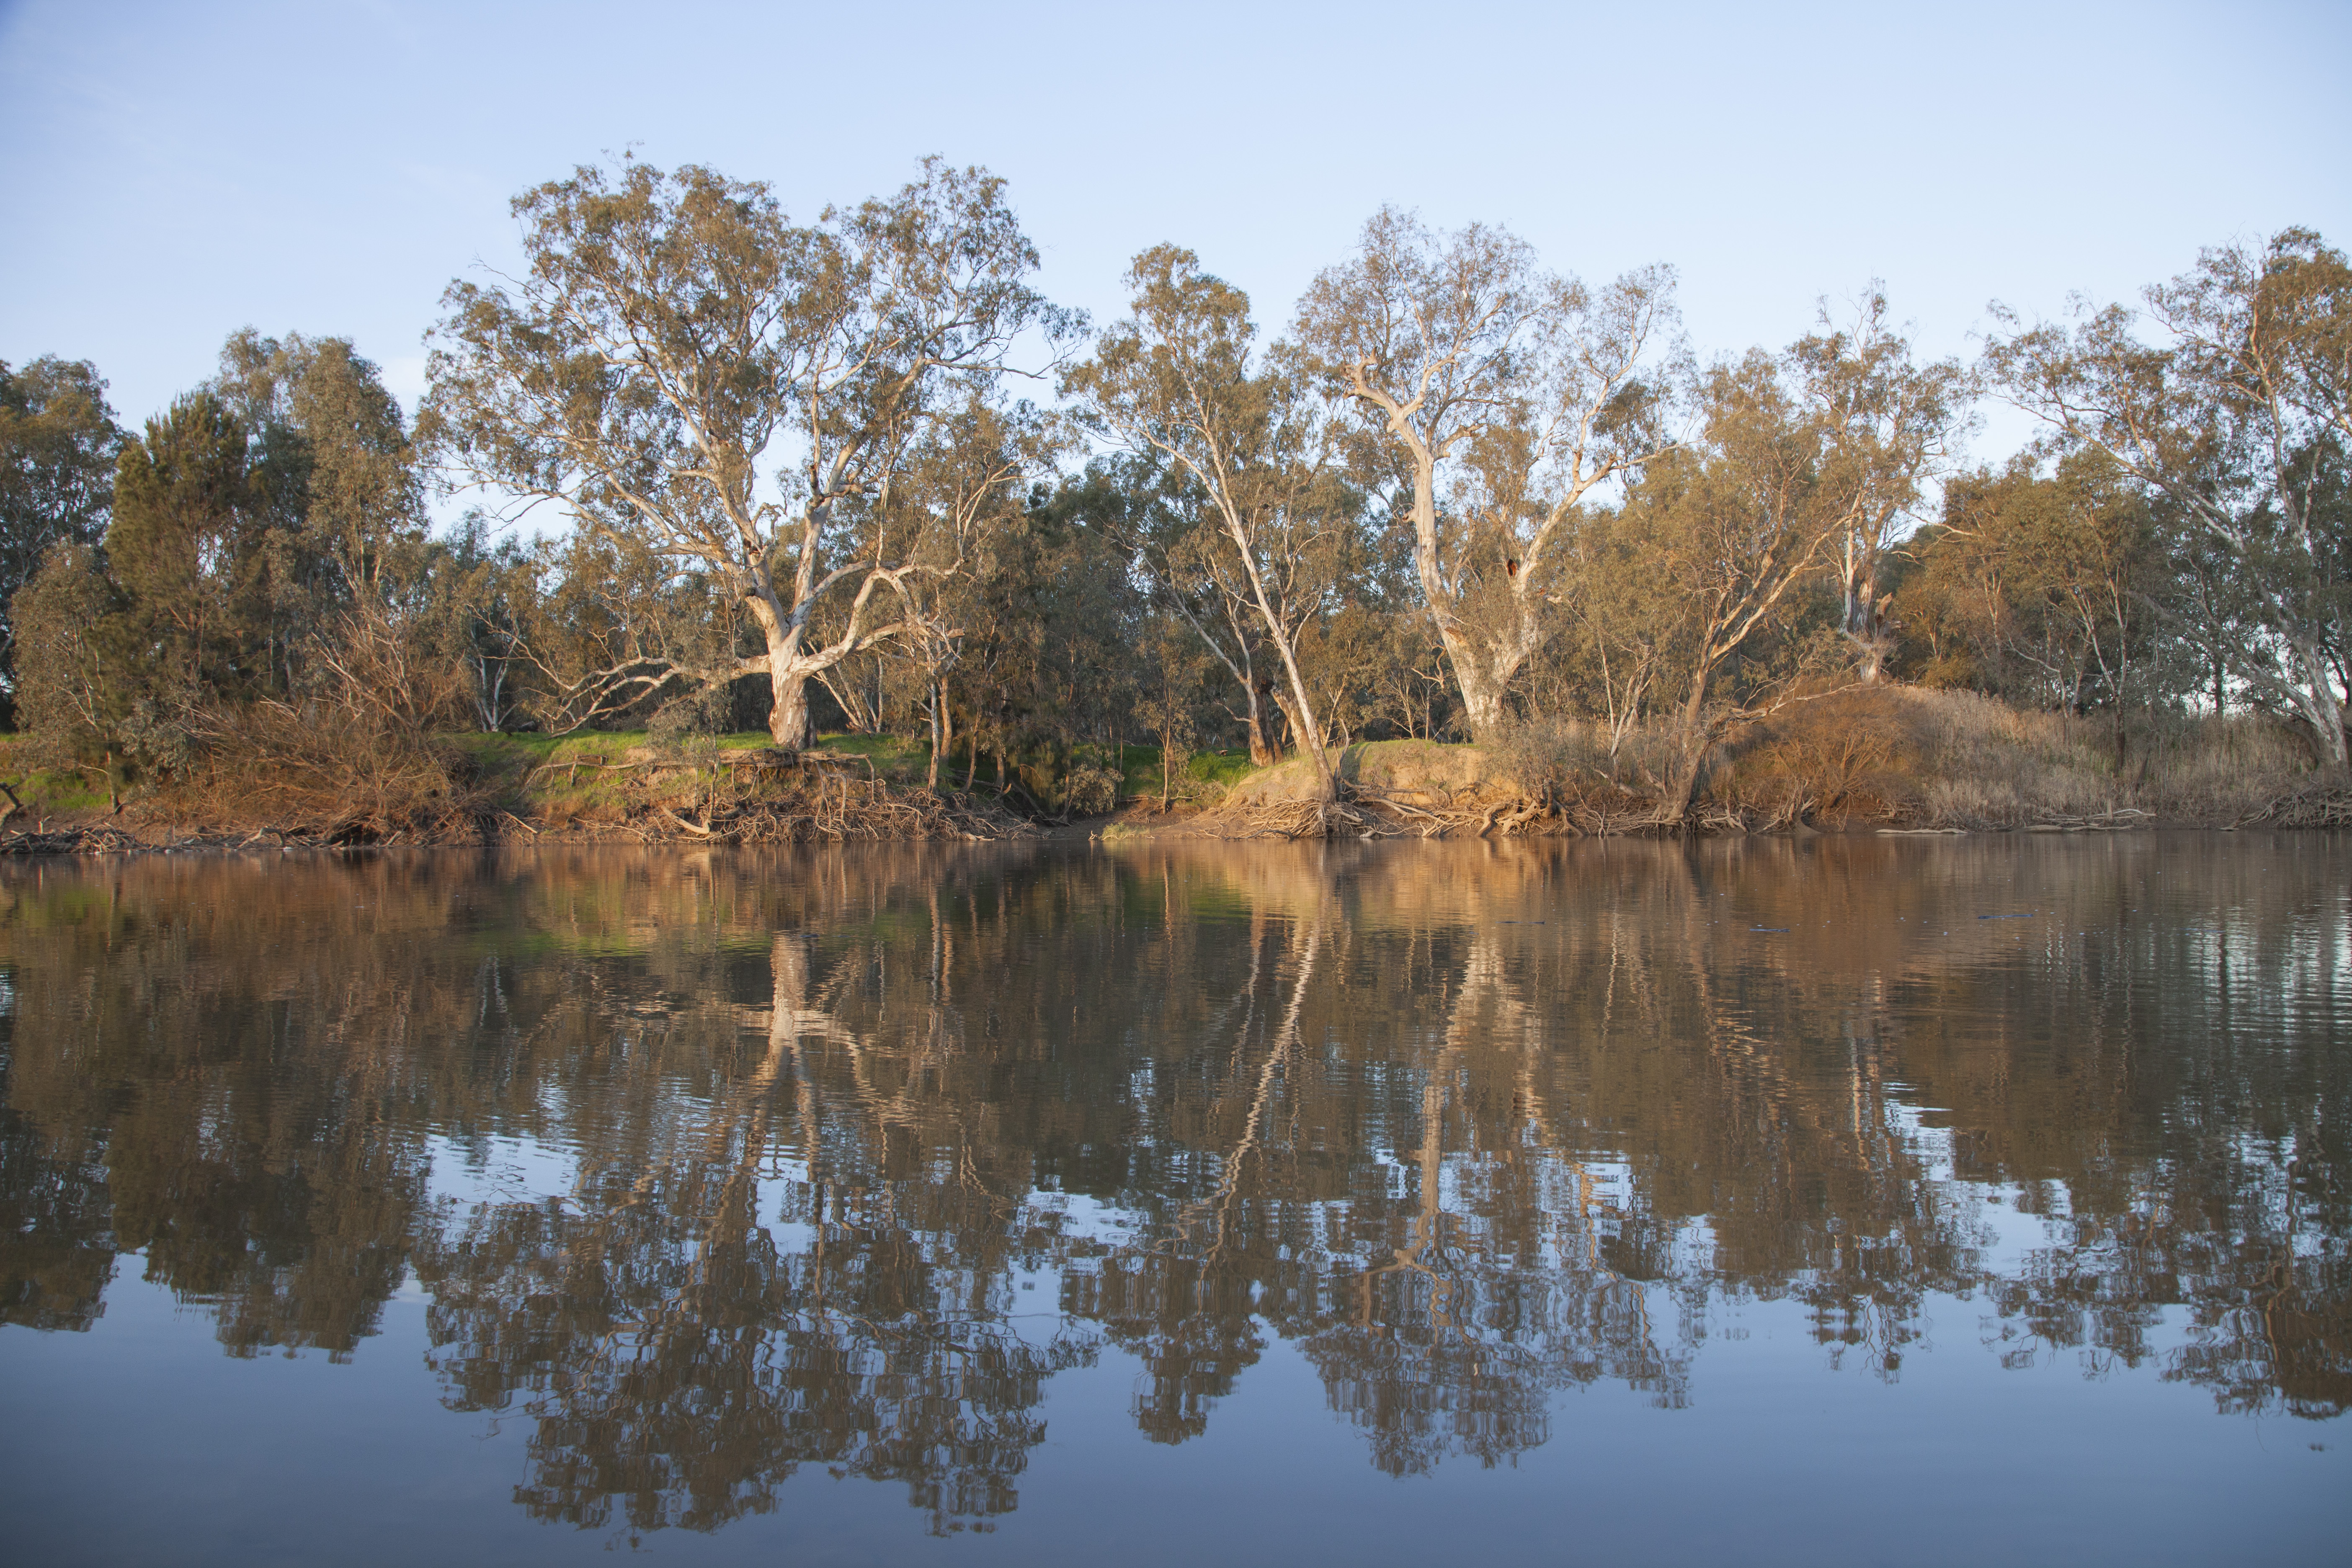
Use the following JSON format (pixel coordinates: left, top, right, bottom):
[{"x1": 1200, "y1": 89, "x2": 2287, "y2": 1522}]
[{"x1": 3, "y1": 689, "x2": 2347, "y2": 854}]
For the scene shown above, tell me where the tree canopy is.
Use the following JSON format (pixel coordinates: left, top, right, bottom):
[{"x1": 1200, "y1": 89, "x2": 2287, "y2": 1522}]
[{"x1": 7, "y1": 159, "x2": 2344, "y2": 815}]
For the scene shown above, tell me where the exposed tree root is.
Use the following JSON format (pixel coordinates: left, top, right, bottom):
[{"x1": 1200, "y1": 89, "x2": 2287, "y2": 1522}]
[
  {"x1": 1198, "y1": 787, "x2": 1642, "y2": 841},
  {"x1": 627, "y1": 780, "x2": 1031, "y2": 844},
  {"x1": 2234, "y1": 784, "x2": 2352, "y2": 829},
  {"x1": 1191, "y1": 784, "x2": 2190, "y2": 842}
]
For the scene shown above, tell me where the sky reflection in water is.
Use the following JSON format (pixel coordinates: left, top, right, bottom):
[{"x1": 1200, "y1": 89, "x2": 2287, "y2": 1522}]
[{"x1": 0, "y1": 836, "x2": 2346, "y2": 1565}]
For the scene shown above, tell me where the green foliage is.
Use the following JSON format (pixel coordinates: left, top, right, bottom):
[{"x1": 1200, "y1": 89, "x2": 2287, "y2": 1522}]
[
  {"x1": 8, "y1": 333, "x2": 455, "y2": 818},
  {"x1": 422, "y1": 156, "x2": 1074, "y2": 748},
  {"x1": 1986, "y1": 227, "x2": 2352, "y2": 761},
  {"x1": 1895, "y1": 451, "x2": 2184, "y2": 714},
  {"x1": 13, "y1": 197, "x2": 2347, "y2": 827},
  {"x1": 0, "y1": 356, "x2": 122, "y2": 713}
]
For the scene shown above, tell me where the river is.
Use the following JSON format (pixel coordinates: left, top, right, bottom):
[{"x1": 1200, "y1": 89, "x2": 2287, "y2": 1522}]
[{"x1": 1, "y1": 835, "x2": 2345, "y2": 1564}]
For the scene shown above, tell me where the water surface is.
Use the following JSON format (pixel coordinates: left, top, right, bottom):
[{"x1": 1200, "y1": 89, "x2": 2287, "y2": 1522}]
[{"x1": 2, "y1": 836, "x2": 2346, "y2": 1564}]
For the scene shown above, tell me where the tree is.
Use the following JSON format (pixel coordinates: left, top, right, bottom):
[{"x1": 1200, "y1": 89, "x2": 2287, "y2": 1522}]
[
  {"x1": 866, "y1": 393, "x2": 1061, "y2": 788},
  {"x1": 1136, "y1": 616, "x2": 1208, "y2": 807},
  {"x1": 1062, "y1": 456, "x2": 1286, "y2": 766},
  {"x1": 207, "y1": 331, "x2": 429, "y2": 705},
  {"x1": 423, "y1": 158, "x2": 1072, "y2": 749},
  {"x1": 1295, "y1": 208, "x2": 1682, "y2": 740},
  {"x1": 14, "y1": 334, "x2": 459, "y2": 818},
  {"x1": 0, "y1": 356, "x2": 121, "y2": 715},
  {"x1": 12, "y1": 392, "x2": 252, "y2": 794},
  {"x1": 1066, "y1": 246, "x2": 1356, "y2": 803},
  {"x1": 1900, "y1": 453, "x2": 2178, "y2": 734},
  {"x1": 1602, "y1": 353, "x2": 1848, "y2": 819},
  {"x1": 1986, "y1": 228, "x2": 2352, "y2": 764},
  {"x1": 1786, "y1": 290, "x2": 1971, "y2": 682}
]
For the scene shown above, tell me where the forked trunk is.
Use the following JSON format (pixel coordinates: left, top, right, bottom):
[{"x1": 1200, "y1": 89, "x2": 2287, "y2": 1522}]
[
  {"x1": 1438, "y1": 626, "x2": 1509, "y2": 743},
  {"x1": 1269, "y1": 684, "x2": 1307, "y2": 759}
]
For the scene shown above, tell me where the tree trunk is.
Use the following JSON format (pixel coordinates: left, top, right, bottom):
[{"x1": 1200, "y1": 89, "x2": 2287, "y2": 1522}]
[
  {"x1": 2288, "y1": 636, "x2": 2349, "y2": 768},
  {"x1": 926, "y1": 679, "x2": 946, "y2": 790},
  {"x1": 1660, "y1": 673, "x2": 1716, "y2": 824},
  {"x1": 768, "y1": 663, "x2": 813, "y2": 750},
  {"x1": 2311, "y1": 692, "x2": 2349, "y2": 768},
  {"x1": 1243, "y1": 683, "x2": 1277, "y2": 768},
  {"x1": 1448, "y1": 643, "x2": 1507, "y2": 742},
  {"x1": 1269, "y1": 683, "x2": 1307, "y2": 759}
]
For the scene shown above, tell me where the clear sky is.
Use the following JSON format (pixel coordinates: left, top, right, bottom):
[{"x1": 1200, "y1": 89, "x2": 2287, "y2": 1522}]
[{"x1": 4, "y1": 0, "x2": 2347, "y2": 464}]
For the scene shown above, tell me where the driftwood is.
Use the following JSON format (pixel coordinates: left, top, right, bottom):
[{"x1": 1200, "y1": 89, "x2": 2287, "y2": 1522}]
[
  {"x1": 1, "y1": 823, "x2": 144, "y2": 855},
  {"x1": 2019, "y1": 808, "x2": 2156, "y2": 832},
  {"x1": 1191, "y1": 781, "x2": 2187, "y2": 843}
]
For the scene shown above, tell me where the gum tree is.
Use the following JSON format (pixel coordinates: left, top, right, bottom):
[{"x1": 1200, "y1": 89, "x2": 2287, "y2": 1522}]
[
  {"x1": 1294, "y1": 208, "x2": 1682, "y2": 740},
  {"x1": 0, "y1": 357, "x2": 121, "y2": 706},
  {"x1": 1067, "y1": 246, "x2": 1354, "y2": 803},
  {"x1": 423, "y1": 157, "x2": 1069, "y2": 748},
  {"x1": 1987, "y1": 228, "x2": 2352, "y2": 764},
  {"x1": 1787, "y1": 291, "x2": 1970, "y2": 682}
]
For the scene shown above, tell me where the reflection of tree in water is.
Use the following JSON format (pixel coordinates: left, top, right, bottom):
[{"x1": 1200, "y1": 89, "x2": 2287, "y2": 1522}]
[
  {"x1": 0, "y1": 835, "x2": 2345, "y2": 1534},
  {"x1": 417, "y1": 921, "x2": 1099, "y2": 1535},
  {"x1": 1282, "y1": 924, "x2": 1696, "y2": 1475},
  {"x1": 0, "y1": 868, "x2": 432, "y2": 1353},
  {"x1": 0, "y1": 1070, "x2": 112, "y2": 1331}
]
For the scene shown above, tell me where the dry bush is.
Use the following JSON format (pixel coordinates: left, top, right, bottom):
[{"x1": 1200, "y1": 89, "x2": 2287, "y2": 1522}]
[
  {"x1": 1893, "y1": 691, "x2": 2124, "y2": 826},
  {"x1": 2134, "y1": 716, "x2": 2318, "y2": 821},
  {"x1": 1720, "y1": 716, "x2": 1901, "y2": 827},
  {"x1": 1494, "y1": 717, "x2": 1684, "y2": 801},
  {"x1": 180, "y1": 699, "x2": 487, "y2": 841},
  {"x1": 1716, "y1": 688, "x2": 2331, "y2": 828}
]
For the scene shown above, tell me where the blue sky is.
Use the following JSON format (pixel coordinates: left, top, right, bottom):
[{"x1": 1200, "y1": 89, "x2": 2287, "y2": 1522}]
[{"x1": 4, "y1": 0, "x2": 2347, "y2": 464}]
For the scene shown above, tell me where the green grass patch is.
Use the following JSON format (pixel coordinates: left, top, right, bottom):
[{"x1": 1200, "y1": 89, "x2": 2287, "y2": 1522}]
[
  {"x1": 0, "y1": 737, "x2": 110, "y2": 815},
  {"x1": 806, "y1": 732, "x2": 929, "y2": 781},
  {"x1": 1117, "y1": 743, "x2": 1162, "y2": 799},
  {"x1": 1186, "y1": 748, "x2": 1256, "y2": 789},
  {"x1": 1110, "y1": 744, "x2": 1253, "y2": 802}
]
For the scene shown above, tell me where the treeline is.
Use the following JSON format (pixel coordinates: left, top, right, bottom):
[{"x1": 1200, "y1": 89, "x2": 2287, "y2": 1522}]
[{"x1": 3, "y1": 157, "x2": 2346, "y2": 823}]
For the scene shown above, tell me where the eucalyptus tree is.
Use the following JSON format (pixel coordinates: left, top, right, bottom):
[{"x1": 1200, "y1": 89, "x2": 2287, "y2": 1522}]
[
  {"x1": 1066, "y1": 246, "x2": 1356, "y2": 802},
  {"x1": 1060, "y1": 456, "x2": 1286, "y2": 766},
  {"x1": 13, "y1": 392, "x2": 252, "y2": 795},
  {"x1": 1601, "y1": 353, "x2": 1849, "y2": 819},
  {"x1": 1902, "y1": 453, "x2": 2174, "y2": 722},
  {"x1": 423, "y1": 157, "x2": 1071, "y2": 748},
  {"x1": 1787, "y1": 291, "x2": 1971, "y2": 682},
  {"x1": 1294, "y1": 208, "x2": 1682, "y2": 740},
  {"x1": 14, "y1": 330, "x2": 437, "y2": 784},
  {"x1": 867, "y1": 392, "x2": 1062, "y2": 787},
  {"x1": 205, "y1": 331, "x2": 436, "y2": 722},
  {"x1": 1986, "y1": 228, "x2": 2352, "y2": 764}
]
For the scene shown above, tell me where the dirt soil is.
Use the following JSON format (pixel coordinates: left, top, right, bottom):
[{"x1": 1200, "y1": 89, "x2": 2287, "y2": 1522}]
[{"x1": 1223, "y1": 740, "x2": 1499, "y2": 806}]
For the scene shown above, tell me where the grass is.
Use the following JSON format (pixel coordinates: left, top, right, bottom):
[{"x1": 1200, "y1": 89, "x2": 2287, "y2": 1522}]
[{"x1": 0, "y1": 737, "x2": 111, "y2": 816}]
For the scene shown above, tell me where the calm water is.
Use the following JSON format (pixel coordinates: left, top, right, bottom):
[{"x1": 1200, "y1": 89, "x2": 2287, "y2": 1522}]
[{"x1": 1, "y1": 836, "x2": 2346, "y2": 1565}]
